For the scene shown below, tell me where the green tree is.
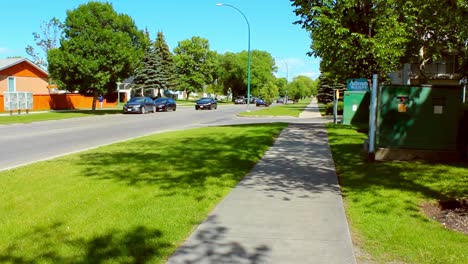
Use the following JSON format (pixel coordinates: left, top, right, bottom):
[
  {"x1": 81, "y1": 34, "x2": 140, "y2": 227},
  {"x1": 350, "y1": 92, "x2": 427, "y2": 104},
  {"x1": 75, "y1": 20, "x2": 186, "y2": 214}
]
[
  {"x1": 217, "y1": 50, "x2": 277, "y2": 99},
  {"x1": 48, "y1": 2, "x2": 147, "y2": 110},
  {"x1": 291, "y1": 0, "x2": 409, "y2": 80},
  {"x1": 276, "y1": 77, "x2": 288, "y2": 97},
  {"x1": 292, "y1": 0, "x2": 468, "y2": 81},
  {"x1": 258, "y1": 81, "x2": 279, "y2": 104},
  {"x1": 154, "y1": 31, "x2": 176, "y2": 96},
  {"x1": 287, "y1": 75, "x2": 316, "y2": 100},
  {"x1": 398, "y1": 0, "x2": 468, "y2": 81},
  {"x1": 132, "y1": 45, "x2": 164, "y2": 97},
  {"x1": 217, "y1": 52, "x2": 245, "y2": 98},
  {"x1": 26, "y1": 17, "x2": 63, "y2": 69},
  {"x1": 316, "y1": 73, "x2": 345, "y2": 104},
  {"x1": 173, "y1": 36, "x2": 215, "y2": 99}
]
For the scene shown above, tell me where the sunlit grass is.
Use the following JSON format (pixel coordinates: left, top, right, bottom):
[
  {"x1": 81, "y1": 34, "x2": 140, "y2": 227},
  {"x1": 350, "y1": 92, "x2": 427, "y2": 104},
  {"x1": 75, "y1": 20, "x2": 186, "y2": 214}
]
[
  {"x1": 0, "y1": 109, "x2": 122, "y2": 125},
  {"x1": 239, "y1": 98, "x2": 312, "y2": 117},
  {"x1": 0, "y1": 123, "x2": 287, "y2": 263},
  {"x1": 326, "y1": 124, "x2": 468, "y2": 264}
]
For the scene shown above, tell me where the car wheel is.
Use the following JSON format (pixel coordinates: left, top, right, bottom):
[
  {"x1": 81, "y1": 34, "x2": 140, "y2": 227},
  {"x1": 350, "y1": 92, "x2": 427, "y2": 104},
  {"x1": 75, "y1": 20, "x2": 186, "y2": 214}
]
[
  {"x1": 141, "y1": 107, "x2": 146, "y2": 114},
  {"x1": 173, "y1": 106, "x2": 176, "y2": 111}
]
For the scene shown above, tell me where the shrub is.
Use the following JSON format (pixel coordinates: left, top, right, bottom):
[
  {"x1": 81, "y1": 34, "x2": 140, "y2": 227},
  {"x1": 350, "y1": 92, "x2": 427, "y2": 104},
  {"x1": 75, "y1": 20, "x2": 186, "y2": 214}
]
[{"x1": 324, "y1": 101, "x2": 343, "y2": 115}]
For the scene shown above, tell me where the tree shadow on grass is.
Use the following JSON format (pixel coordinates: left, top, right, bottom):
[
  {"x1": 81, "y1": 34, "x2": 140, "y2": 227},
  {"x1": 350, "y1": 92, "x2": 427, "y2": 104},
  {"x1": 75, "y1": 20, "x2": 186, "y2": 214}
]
[
  {"x1": 326, "y1": 125, "x2": 468, "y2": 213},
  {"x1": 0, "y1": 222, "x2": 170, "y2": 263},
  {"x1": 74, "y1": 124, "x2": 287, "y2": 200}
]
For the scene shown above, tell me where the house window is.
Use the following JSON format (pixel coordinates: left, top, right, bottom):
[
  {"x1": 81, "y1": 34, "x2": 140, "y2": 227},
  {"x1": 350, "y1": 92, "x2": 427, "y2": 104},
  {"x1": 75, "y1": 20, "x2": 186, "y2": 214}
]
[{"x1": 8, "y1": 77, "x2": 15, "y2": 92}]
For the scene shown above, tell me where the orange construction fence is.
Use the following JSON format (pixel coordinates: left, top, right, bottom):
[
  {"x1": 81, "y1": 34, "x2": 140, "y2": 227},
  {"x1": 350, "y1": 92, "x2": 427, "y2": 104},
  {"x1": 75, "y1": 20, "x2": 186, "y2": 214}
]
[{"x1": 0, "y1": 94, "x2": 118, "y2": 112}]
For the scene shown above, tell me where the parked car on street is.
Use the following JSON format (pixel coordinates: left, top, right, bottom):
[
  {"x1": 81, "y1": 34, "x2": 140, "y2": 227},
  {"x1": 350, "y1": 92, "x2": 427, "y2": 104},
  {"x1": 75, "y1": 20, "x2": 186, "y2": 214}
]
[
  {"x1": 122, "y1": 97, "x2": 156, "y2": 114},
  {"x1": 234, "y1": 96, "x2": 246, "y2": 104},
  {"x1": 255, "y1": 98, "x2": 270, "y2": 107},
  {"x1": 154, "y1": 98, "x2": 177, "y2": 112},
  {"x1": 195, "y1": 97, "x2": 217, "y2": 110},
  {"x1": 277, "y1": 97, "x2": 285, "y2": 103}
]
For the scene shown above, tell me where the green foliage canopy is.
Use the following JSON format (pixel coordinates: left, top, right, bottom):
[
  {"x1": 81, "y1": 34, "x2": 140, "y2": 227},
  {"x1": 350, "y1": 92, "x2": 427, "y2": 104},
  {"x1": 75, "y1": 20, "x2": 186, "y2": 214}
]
[
  {"x1": 292, "y1": 0, "x2": 468, "y2": 81},
  {"x1": 217, "y1": 50, "x2": 277, "y2": 98},
  {"x1": 291, "y1": 0, "x2": 409, "y2": 80},
  {"x1": 173, "y1": 36, "x2": 216, "y2": 99},
  {"x1": 154, "y1": 31, "x2": 176, "y2": 95},
  {"x1": 287, "y1": 75, "x2": 316, "y2": 100},
  {"x1": 132, "y1": 45, "x2": 163, "y2": 97},
  {"x1": 48, "y1": 2, "x2": 147, "y2": 109}
]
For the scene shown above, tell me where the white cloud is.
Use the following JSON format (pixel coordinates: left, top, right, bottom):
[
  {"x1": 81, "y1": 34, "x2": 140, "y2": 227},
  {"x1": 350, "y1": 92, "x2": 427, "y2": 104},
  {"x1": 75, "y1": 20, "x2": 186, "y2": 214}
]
[{"x1": 274, "y1": 57, "x2": 321, "y2": 81}]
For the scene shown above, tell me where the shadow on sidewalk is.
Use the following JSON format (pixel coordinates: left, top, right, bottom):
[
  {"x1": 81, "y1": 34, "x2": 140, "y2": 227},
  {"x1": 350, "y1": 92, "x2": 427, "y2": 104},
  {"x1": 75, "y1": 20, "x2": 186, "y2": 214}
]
[{"x1": 168, "y1": 215, "x2": 270, "y2": 263}]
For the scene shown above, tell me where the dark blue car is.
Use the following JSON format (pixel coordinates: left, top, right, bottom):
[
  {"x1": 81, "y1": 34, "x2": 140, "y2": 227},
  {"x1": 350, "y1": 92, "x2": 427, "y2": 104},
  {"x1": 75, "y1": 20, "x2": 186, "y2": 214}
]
[
  {"x1": 195, "y1": 98, "x2": 217, "y2": 110},
  {"x1": 255, "y1": 98, "x2": 270, "y2": 107},
  {"x1": 122, "y1": 97, "x2": 156, "y2": 114},
  {"x1": 154, "y1": 98, "x2": 177, "y2": 112}
]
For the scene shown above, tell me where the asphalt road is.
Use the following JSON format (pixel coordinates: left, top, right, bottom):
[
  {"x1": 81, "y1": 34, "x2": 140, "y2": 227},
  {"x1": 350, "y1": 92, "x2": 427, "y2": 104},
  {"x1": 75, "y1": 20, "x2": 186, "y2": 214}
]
[{"x1": 0, "y1": 104, "x2": 321, "y2": 171}]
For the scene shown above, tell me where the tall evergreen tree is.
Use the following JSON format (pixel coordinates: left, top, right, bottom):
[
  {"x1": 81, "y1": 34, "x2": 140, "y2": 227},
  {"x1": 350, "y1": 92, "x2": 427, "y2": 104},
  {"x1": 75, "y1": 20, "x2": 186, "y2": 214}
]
[
  {"x1": 154, "y1": 31, "x2": 175, "y2": 96},
  {"x1": 133, "y1": 45, "x2": 164, "y2": 97}
]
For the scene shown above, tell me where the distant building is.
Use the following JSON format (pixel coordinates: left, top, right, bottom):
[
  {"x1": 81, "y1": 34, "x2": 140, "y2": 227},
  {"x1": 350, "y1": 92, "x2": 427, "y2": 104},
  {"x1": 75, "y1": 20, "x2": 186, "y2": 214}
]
[{"x1": 0, "y1": 58, "x2": 50, "y2": 94}]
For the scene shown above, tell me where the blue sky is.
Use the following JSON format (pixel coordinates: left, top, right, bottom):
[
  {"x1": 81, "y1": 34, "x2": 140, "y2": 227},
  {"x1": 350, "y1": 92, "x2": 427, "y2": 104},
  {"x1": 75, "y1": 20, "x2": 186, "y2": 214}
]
[{"x1": 1, "y1": 0, "x2": 321, "y2": 80}]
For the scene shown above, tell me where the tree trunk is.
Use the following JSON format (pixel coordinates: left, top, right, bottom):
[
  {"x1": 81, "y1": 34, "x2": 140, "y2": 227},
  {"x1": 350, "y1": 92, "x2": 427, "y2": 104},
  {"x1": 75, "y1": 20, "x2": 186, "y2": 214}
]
[
  {"x1": 92, "y1": 90, "x2": 97, "y2": 112},
  {"x1": 157, "y1": 88, "x2": 162, "y2": 98}
]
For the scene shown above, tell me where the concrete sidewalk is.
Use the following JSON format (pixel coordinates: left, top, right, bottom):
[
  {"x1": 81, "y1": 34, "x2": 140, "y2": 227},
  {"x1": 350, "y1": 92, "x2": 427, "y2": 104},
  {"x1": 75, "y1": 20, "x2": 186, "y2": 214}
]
[{"x1": 167, "y1": 101, "x2": 356, "y2": 264}]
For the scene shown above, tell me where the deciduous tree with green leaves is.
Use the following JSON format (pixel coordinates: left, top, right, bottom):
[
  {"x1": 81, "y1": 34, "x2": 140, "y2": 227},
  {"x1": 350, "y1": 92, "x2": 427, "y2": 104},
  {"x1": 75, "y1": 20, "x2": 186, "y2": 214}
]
[
  {"x1": 398, "y1": 0, "x2": 468, "y2": 81},
  {"x1": 258, "y1": 81, "x2": 279, "y2": 104},
  {"x1": 287, "y1": 75, "x2": 316, "y2": 100},
  {"x1": 173, "y1": 36, "x2": 216, "y2": 99},
  {"x1": 217, "y1": 50, "x2": 277, "y2": 99},
  {"x1": 291, "y1": 0, "x2": 409, "y2": 80},
  {"x1": 292, "y1": 0, "x2": 467, "y2": 81},
  {"x1": 276, "y1": 77, "x2": 288, "y2": 97},
  {"x1": 48, "y1": 2, "x2": 147, "y2": 110}
]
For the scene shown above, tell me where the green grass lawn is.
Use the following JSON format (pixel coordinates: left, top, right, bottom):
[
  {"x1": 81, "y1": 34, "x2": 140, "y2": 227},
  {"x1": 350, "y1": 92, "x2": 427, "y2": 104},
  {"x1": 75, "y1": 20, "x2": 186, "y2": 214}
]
[
  {"x1": 326, "y1": 124, "x2": 468, "y2": 264},
  {"x1": 239, "y1": 98, "x2": 312, "y2": 117},
  {"x1": 0, "y1": 109, "x2": 122, "y2": 125},
  {"x1": 0, "y1": 123, "x2": 287, "y2": 263}
]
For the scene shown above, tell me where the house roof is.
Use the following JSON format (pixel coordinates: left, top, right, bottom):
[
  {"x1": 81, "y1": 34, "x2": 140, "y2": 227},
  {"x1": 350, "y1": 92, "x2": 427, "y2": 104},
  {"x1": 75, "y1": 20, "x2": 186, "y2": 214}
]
[{"x1": 0, "y1": 57, "x2": 48, "y2": 76}]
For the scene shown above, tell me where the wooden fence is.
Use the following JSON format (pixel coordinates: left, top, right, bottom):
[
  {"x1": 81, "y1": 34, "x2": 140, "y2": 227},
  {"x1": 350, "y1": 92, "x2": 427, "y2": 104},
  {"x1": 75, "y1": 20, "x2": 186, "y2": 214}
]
[{"x1": 0, "y1": 94, "x2": 117, "y2": 112}]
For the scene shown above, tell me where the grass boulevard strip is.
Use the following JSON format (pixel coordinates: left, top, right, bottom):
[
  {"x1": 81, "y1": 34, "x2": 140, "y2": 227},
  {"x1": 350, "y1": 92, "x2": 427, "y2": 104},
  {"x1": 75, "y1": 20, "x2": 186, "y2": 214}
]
[
  {"x1": 327, "y1": 124, "x2": 468, "y2": 264},
  {"x1": 0, "y1": 124, "x2": 287, "y2": 263}
]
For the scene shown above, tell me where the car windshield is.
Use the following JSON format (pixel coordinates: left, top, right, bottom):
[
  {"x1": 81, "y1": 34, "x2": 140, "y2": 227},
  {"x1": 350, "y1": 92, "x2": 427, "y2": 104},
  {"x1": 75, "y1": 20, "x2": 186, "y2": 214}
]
[
  {"x1": 154, "y1": 98, "x2": 167, "y2": 103},
  {"x1": 128, "y1": 97, "x2": 144, "y2": 103},
  {"x1": 197, "y1": 98, "x2": 212, "y2": 103}
]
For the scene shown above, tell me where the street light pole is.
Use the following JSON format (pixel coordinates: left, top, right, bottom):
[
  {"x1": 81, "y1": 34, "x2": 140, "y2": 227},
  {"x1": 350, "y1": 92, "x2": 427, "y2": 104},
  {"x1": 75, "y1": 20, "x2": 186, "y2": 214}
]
[
  {"x1": 216, "y1": 3, "x2": 251, "y2": 111},
  {"x1": 284, "y1": 61, "x2": 289, "y2": 104}
]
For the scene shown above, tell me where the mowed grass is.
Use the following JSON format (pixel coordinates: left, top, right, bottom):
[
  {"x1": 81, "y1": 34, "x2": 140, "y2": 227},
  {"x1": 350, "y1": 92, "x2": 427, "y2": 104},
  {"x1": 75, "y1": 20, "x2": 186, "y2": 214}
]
[
  {"x1": 0, "y1": 123, "x2": 287, "y2": 263},
  {"x1": 326, "y1": 124, "x2": 468, "y2": 264},
  {"x1": 0, "y1": 109, "x2": 122, "y2": 125},
  {"x1": 239, "y1": 98, "x2": 312, "y2": 117}
]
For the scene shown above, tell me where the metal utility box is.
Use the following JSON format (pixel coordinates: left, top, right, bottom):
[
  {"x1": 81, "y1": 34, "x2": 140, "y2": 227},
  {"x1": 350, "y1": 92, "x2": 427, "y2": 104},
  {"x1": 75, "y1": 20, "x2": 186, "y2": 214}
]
[
  {"x1": 343, "y1": 91, "x2": 370, "y2": 126},
  {"x1": 343, "y1": 78, "x2": 370, "y2": 126},
  {"x1": 375, "y1": 85, "x2": 465, "y2": 160}
]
